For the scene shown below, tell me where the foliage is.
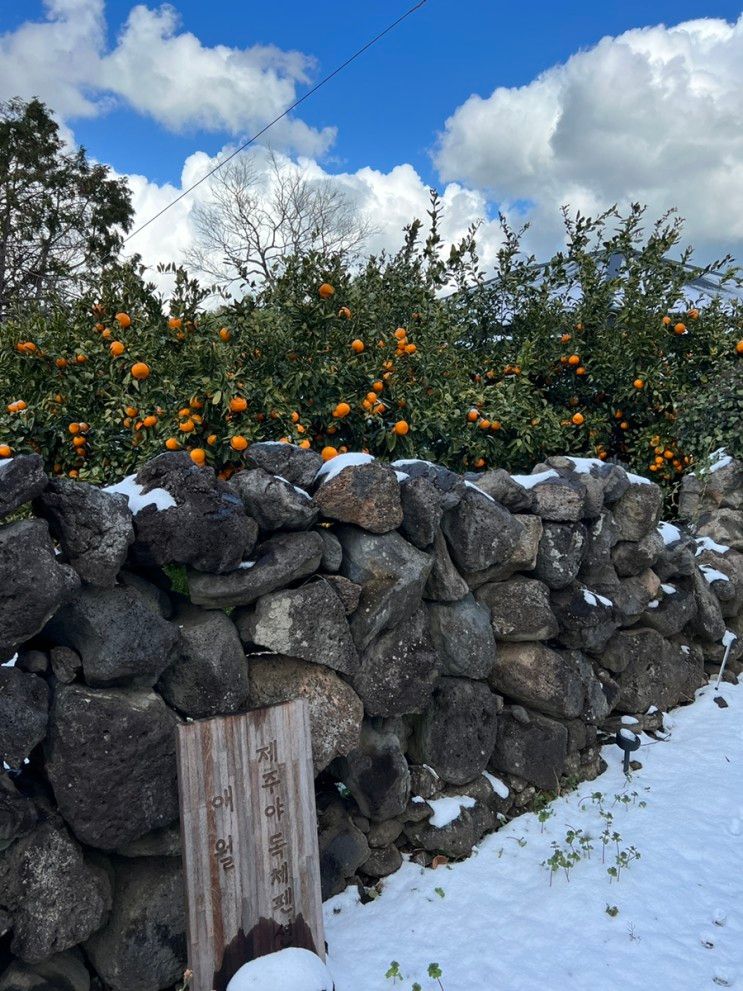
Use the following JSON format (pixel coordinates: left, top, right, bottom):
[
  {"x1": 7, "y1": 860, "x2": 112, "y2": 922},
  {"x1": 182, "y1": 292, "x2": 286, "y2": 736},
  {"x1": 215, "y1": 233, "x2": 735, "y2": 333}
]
[
  {"x1": 674, "y1": 362, "x2": 743, "y2": 466},
  {"x1": 0, "y1": 198, "x2": 740, "y2": 492},
  {"x1": 0, "y1": 98, "x2": 133, "y2": 319}
]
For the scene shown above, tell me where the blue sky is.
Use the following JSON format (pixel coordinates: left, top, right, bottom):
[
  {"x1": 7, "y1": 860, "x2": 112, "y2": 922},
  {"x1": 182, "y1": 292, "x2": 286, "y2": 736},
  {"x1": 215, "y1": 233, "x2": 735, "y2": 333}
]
[
  {"x1": 1, "y1": 0, "x2": 739, "y2": 187},
  {"x1": 1, "y1": 1, "x2": 741, "y2": 271}
]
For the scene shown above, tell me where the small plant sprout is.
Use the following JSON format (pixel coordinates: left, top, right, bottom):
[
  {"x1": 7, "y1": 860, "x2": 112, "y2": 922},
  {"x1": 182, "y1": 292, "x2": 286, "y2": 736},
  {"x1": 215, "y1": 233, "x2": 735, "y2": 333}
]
[
  {"x1": 386, "y1": 961, "x2": 403, "y2": 984},
  {"x1": 605, "y1": 904, "x2": 619, "y2": 917},
  {"x1": 434, "y1": 886, "x2": 445, "y2": 899},
  {"x1": 428, "y1": 962, "x2": 445, "y2": 989},
  {"x1": 538, "y1": 806, "x2": 555, "y2": 832}
]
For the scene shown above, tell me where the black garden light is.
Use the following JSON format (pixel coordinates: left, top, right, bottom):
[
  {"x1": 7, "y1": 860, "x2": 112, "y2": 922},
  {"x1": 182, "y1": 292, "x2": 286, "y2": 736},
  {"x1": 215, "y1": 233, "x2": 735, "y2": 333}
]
[{"x1": 615, "y1": 728, "x2": 641, "y2": 774}]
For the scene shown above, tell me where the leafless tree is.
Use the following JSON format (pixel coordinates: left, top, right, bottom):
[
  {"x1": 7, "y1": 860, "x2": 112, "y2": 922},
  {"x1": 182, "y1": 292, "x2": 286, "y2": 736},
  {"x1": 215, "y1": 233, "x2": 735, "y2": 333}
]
[{"x1": 184, "y1": 151, "x2": 373, "y2": 289}]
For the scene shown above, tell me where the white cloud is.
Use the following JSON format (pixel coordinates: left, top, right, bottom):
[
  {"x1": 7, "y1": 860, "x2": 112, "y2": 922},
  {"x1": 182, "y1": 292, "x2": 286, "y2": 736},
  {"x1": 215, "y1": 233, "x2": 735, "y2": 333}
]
[
  {"x1": 0, "y1": 0, "x2": 333, "y2": 155},
  {"x1": 435, "y1": 15, "x2": 743, "y2": 259},
  {"x1": 121, "y1": 147, "x2": 507, "y2": 294}
]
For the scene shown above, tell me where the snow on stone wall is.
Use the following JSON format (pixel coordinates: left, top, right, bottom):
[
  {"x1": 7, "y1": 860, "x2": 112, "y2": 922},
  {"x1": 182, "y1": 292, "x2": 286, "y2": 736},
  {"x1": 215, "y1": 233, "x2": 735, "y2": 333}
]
[{"x1": 0, "y1": 446, "x2": 741, "y2": 989}]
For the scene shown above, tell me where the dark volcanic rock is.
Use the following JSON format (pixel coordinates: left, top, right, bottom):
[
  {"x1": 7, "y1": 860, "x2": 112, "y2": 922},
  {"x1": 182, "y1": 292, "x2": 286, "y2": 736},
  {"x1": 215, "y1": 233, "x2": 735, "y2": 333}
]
[
  {"x1": 35, "y1": 478, "x2": 134, "y2": 586},
  {"x1": 44, "y1": 584, "x2": 181, "y2": 687},
  {"x1": 410, "y1": 678, "x2": 498, "y2": 785},
  {"x1": 426, "y1": 594, "x2": 496, "y2": 679},
  {"x1": 0, "y1": 454, "x2": 47, "y2": 519},
  {"x1": 441, "y1": 488, "x2": 523, "y2": 573},
  {"x1": 399, "y1": 476, "x2": 443, "y2": 548},
  {"x1": 236, "y1": 581, "x2": 358, "y2": 675},
  {"x1": 534, "y1": 522, "x2": 587, "y2": 589},
  {"x1": 352, "y1": 607, "x2": 439, "y2": 717},
  {"x1": 45, "y1": 684, "x2": 179, "y2": 850},
  {"x1": 245, "y1": 442, "x2": 322, "y2": 489},
  {"x1": 0, "y1": 668, "x2": 49, "y2": 767},
  {"x1": 230, "y1": 467, "x2": 319, "y2": 532},
  {"x1": 0, "y1": 820, "x2": 111, "y2": 964},
  {"x1": 129, "y1": 452, "x2": 257, "y2": 573},
  {"x1": 157, "y1": 604, "x2": 248, "y2": 717},
  {"x1": 333, "y1": 722, "x2": 410, "y2": 820},
  {"x1": 0, "y1": 519, "x2": 80, "y2": 660},
  {"x1": 188, "y1": 531, "x2": 324, "y2": 609},
  {"x1": 477, "y1": 577, "x2": 559, "y2": 642},
  {"x1": 337, "y1": 526, "x2": 433, "y2": 651},
  {"x1": 489, "y1": 709, "x2": 568, "y2": 791},
  {"x1": 85, "y1": 857, "x2": 185, "y2": 991},
  {"x1": 315, "y1": 461, "x2": 403, "y2": 533}
]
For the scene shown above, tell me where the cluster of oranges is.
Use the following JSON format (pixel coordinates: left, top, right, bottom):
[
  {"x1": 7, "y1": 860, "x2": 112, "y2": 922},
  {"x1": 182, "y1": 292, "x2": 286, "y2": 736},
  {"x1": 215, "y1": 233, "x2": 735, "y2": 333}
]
[
  {"x1": 646, "y1": 434, "x2": 690, "y2": 476},
  {"x1": 466, "y1": 408, "x2": 503, "y2": 432}
]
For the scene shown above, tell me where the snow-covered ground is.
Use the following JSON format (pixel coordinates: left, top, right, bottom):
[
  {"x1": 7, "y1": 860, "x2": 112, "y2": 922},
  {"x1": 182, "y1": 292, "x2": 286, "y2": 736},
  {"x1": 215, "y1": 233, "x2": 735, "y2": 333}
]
[{"x1": 324, "y1": 679, "x2": 743, "y2": 991}]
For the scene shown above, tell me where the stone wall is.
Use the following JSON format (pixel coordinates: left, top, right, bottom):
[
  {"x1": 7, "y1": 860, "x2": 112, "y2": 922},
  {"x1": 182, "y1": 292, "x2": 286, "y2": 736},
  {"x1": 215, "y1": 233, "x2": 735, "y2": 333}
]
[{"x1": 1, "y1": 446, "x2": 741, "y2": 991}]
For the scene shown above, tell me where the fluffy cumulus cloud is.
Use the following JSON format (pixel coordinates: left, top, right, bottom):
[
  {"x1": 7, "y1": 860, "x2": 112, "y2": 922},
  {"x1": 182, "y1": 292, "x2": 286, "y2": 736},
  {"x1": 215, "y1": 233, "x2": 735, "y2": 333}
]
[
  {"x1": 435, "y1": 15, "x2": 743, "y2": 259},
  {"x1": 0, "y1": 0, "x2": 334, "y2": 155},
  {"x1": 121, "y1": 147, "x2": 507, "y2": 293}
]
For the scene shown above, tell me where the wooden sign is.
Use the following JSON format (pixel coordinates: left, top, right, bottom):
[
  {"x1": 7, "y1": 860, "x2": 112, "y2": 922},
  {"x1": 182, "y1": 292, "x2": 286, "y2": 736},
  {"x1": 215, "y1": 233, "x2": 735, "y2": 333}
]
[{"x1": 176, "y1": 700, "x2": 325, "y2": 991}]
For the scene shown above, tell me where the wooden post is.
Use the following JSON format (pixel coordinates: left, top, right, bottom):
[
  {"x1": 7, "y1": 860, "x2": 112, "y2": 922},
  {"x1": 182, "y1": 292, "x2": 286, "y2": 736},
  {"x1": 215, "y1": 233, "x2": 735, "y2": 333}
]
[{"x1": 176, "y1": 700, "x2": 325, "y2": 991}]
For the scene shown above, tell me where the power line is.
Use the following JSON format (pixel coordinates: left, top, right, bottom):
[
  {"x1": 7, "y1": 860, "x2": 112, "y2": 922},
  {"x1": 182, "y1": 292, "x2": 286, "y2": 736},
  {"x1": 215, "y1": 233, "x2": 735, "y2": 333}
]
[{"x1": 123, "y1": 0, "x2": 428, "y2": 244}]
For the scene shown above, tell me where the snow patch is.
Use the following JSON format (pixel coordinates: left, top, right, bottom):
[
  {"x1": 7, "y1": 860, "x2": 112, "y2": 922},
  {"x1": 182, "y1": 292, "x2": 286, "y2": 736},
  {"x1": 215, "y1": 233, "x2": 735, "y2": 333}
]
[
  {"x1": 464, "y1": 479, "x2": 495, "y2": 502},
  {"x1": 1, "y1": 654, "x2": 17, "y2": 668},
  {"x1": 695, "y1": 536, "x2": 730, "y2": 556},
  {"x1": 104, "y1": 475, "x2": 176, "y2": 514},
  {"x1": 709, "y1": 447, "x2": 733, "y2": 473},
  {"x1": 658, "y1": 521, "x2": 682, "y2": 546},
  {"x1": 0, "y1": 457, "x2": 14, "y2": 474},
  {"x1": 482, "y1": 771, "x2": 510, "y2": 799},
  {"x1": 700, "y1": 565, "x2": 730, "y2": 585},
  {"x1": 581, "y1": 588, "x2": 613, "y2": 608},
  {"x1": 315, "y1": 452, "x2": 375, "y2": 484},
  {"x1": 274, "y1": 474, "x2": 311, "y2": 500},
  {"x1": 722, "y1": 631, "x2": 738, "y2": 648},
  {"x1": 227, "y1": 947, "x2": 333, "y2": 990},
  {"x1": 661, "y1": 584, "x2": 677, "y2": 595},
  {"x1": 427, "y1": 795, "x2": 477, "y2": 829},
  {"x1": 647, "y1": 599, "x2": 660, "y2": 609},
  {"x1": 510, "y1": 469, "x2": 559, "y2": 489}
]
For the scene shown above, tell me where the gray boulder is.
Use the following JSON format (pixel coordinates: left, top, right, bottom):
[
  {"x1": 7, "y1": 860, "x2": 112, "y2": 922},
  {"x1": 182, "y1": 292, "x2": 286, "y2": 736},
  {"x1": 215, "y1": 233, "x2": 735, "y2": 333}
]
[
  {"x1": 188, "y1": 531, "x2": 324, "y2": 609},
  {"x1": 404, "y1": 798, "x2": 495, "y2": 859},
  {"x1": 0, "y1": 773, "x2": 37, "y2": 849},
  {"x1": 464, "y1": 514, "x2": 543, "y2": 588},
  {"x1": 686, "y1": 567, "x2": 726, "y2": 642},
  {"x1": 696, "y1": 509, "x2": 743, "y2": 552},
  {"x1": 578, "y1": 511, "x2": 621, "y2": 587},
  {"x1": 612, "y1": 627, "x2": 696, "y2": 712},
  {"x1": 468, "y1": 468, "x2": 534, "y2": 512},
  {"x1": 612, "y1": 480, "x2": 663, "y2": 541},
  {"x1": 426, "y1": 594, "x2": 496, "y2": 679},
  {"x1": 45, "y1": 685, "x2": 179, "y2": 850},
  {"x1": 424, "y1": 529, "x2": 469, "y2": 602},
  {"x1": 50, "y1": 646, "x2": 82, "y2": 684},
  {"x1": 44, "y1": 585, "x2": 181, "y2": 688},
  {"x1": 85, "y1": 857, "x2": 185, "y2": 991},
  {"x1": 361, "y1": 843, "x2": 403, "y2": 878},
  {"x1": 612, "y1": 530, "x2": 664, "y2": 578},
  {"x1": 0, "y1": 950, "x2": 91, "y2": 991},
  {"x1": 157, "y1": 605, "x2": 248, "y2": 717},
  {"x1": 317, "y1": 528, "x2": 342, "y2": 572},
  {"x1": 530, "y1": 475, "x2": 586, "y2": 522},
  {"x1": 0, "y1": 669, "x2": 49, "y2": 767},
  {"x1": 640, "y1": 582, "x2": 697, "y2": 636},
  {"x1": 318, "y1": 805, "x2": 370, "y2": 899},
  {"x1": 409, "y1": 678, "x2": 498, "y2": 785},
  {"x1": 550, "y1": 584, "x2": 618, "y2": 654},
  {"x1": 315, "y1": 462, "x2": 403, "y2": 534},
  {"x1": 333, "y1": 723, "x2": 410, "y2": 821},
  {"x1": 352, "y1": 607, "x2": 439, "y2": 717},
  {"x1": 230, "y1": 468, "x2": 319, "y2": 531},
  {"x1": 34, "y1": 478, "x2": 134, "y2": 586},
  {"x1": 399, "y1": 476, "x2": 443, "y2": 548},
  {"x1": 0, "y1": 820, "x2": 111, "y2": 964},
  {"x1": 245, "y1": 442, "x2": 322, "y2": 490},
  {"x1": 247, "y1": 655, "x2": 363, "y2": 773},
  {"x1": 0, "y1": 519, "x2": 80, "y2": 660},
  {"x1": 129, "y1": 452, "x2": 257, "y2": 573},
  {"x1": 489, "y1": 709, "x2": 568, "y2": 791},
  {"x1": 477, "y1": 577, "x2": 559, "y2": 642},
  {"x1": 337, "y1": 526, "x2": 432, "y2": 650},
  {"x1": 392, "y1": 459, "x2": 466, "y2": 509},
  {"x1": 236, "y1": 581, "x2": 358, "y2": 675},
  {"x1": 488, "y1": 642, "x2": 584, "y2": 719},
  {"x1": 0, "y1": 454, "x2": 47, "y2": 519},
  {"x1": 321, "y1": 574, "x2": 362, "y2": 615},
  {"x1": 534, "y1": 522, "x2": 587, "y2": 589},
  {"x1": 610, "y1": 570, "x2": 661, "y2": 626},
  {"x1": 441, "y1": 488, "x2": 523, "y2": 573}
]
